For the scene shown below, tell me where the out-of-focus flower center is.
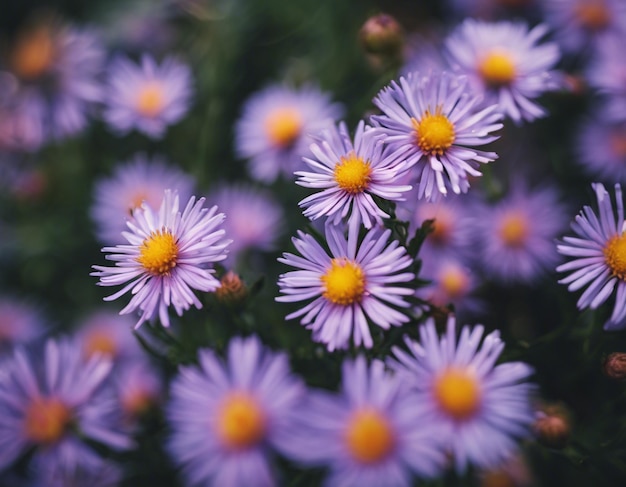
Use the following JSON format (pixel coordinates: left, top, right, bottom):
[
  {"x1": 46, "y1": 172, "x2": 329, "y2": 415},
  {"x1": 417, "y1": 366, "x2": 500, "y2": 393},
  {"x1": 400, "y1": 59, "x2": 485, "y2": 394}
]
[
  {"x1": 122, "y1": 388, "x2": 155, "y2": 417},
  {"x1": 439, "y1": 265, "x2": 470, "y2": 298},
  {"x1": 137, "y1": 228, "x2": 179, "y2": 276},
  {"x1": 10, "y1": 26, "x2": 55, "y2": 80},
  {"x1": 334, "y1": 152, "x2": 372, "y2": 194},
  {"x1": 136, "y1": 83, "x2": 165, "y2": 117},
  {"x1": 481, "y1": 469, "x2": 516, "y2": 487},
  {"x1": 478, "y1": 51, "x2": 517, "y2": 87},
  {"x1": 265, "y1": 107, "x2": 302, "y2": 148},
  {"x1": 24, "y1": 397, "x2": 71, "y2": 444},
  {"x1": 574, "y1": 1, "x2": 610, "y2": 31},
  {"x1": 128, "y1": 191, "x2": 150, "y2": 215},
  {"x1": 412, "y1": 108, "x2": 456, "y2": 156},
  {"x1": 604, "y1": 232, "x2": 626, "y2": 280},
  {"x1": 499, "y1": 211, "x2": 529, "y2": 247},
  {"x1": 434, "y1": 368, "x2": 482, "y2": 420},
  {"x1": 321, "y1": 258, "x2": 366, "y2": 305},
  {"x1": 216, "y1": 392, "x2": 266, "y2": 450},
  {"x1": 83, "y1": 330, "x2": 118, "y2": 359},
  {"x1": 345, "y1": 408, "x2": 395, "y2": 464},
  {"x1": 610, "y1": 130, "x2": 626, "y2": 158}
]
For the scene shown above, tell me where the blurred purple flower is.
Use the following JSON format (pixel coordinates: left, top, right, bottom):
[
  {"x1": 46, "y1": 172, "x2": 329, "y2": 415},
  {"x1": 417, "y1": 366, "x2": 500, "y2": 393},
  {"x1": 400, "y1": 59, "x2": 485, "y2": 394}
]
[
  {"x1": 0, "y1": 296, "x2": 45, "y2": 352},
  {"x1": 586, "y1": 32, "x2": 626, "y2": 120},
  {"x1": 575, "y1": 113, "x2": 626, "y2": 180}
]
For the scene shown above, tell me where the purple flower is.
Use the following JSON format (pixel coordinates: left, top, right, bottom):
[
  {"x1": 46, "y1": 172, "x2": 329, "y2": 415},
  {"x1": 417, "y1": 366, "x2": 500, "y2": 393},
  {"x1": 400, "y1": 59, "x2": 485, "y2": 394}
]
[
  {"x1": 276, "y1": 223, "x2": 415, "y2": 351},
  {"x1": 284, "y1": 356, "x2": 446, "y2": 487},
  {"x1": 167, "y1": 335, "x2": 305, "y2": 487},
  {"x1": 0, "y1": 296, "x2": 45, "y2": 352},
  {"x1": 91, "y1": 190, "x2": 230, "y2": 328},
  {"x1": 372, "y1": 71, "x2": 502, "y2": 201},
  {"x1": 575, "y1": 112, "x2": 626, "y2": 180},
  {"x1": 445, "y1": 19, "x2": 561, "y2": 123},
  {"x1": 448, "y1": 0, "x2": 538, "y2": 19},
  {"x1": 390, "y1": 316, "x2": 535, "y2": 471},
  {"x1": 90, "y1": 153, "x2": 195, "y2": 244},
  {"x1": 235, "y1": 84, "x2": 343, "y2": 183},
  {"x1": 557, "y1": 183, "x2": 626, "y2": 330},
  {"x1": 30, "y1": 451, "x2": 123, "y2": 487},
  {"x1": 103, "y1": 54, "x2": 193, "y2": 139},
  {"x1": 115, "y1": 359, "x2": 163, "y2": 422},
  {"x1": 296, "y1": 120, "x2": 413, "y2": 229},
  {"x1": 474, "y1": 183, "x2": 567, "y2": 283},
  {"x1": 0, "y1": 338, "x2": 132, "y2": 478},
  {"x1": 586, "y1": 32, "x2": 626, "y2": 120}
]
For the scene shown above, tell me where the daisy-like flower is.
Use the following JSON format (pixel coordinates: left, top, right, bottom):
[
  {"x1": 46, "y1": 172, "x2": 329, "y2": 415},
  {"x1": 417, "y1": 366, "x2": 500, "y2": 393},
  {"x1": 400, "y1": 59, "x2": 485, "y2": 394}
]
[
  {"x1": 575, "y1": 113, "x2": 626, "y2": 180},
  {"x1": 91, "y1": 190, "x2": 230, "y2": 328},
  {"x1": 389, "y1": 316, "x2": 535, "y2": 471},
  {"x1": 296, "y1": 120, "x2": 413, "y2": 229},
  {"x1": 586, "y1": 32, "x2": 626, "y2": 120},
  {"x1": 91, "y1": 153, "x2": 195, "y2": 244},
  {"x1": 475, "y1": 183, "x2": 566, "y2": 283},
  {"x1": 285, "y1": 356, "x2": 445, "y2": 487},
  {"x1": 167, "y1": 335, "x2": 305, "y2": 487},
  {"x1": 556, "y1": 183, "x2": 626, "y2": 330},
  {"x1": 102, "y1": 54, "x2": 193, "y2": 139},
  {"x1": 3, "y1": 17, "x2": 104, "y2": 142},
  {"x1": 444, "y1": 19, "x2": 561, "y2": 124},
  {"x1": 0, "y1": 338, "x2": 132, "y2": 478},
  {"x1": 276, "y1": 223, "x2": 415, "y2": 351},
  {"x1": 235, "y1": 84, "x2": 343, "y2": 183},
  {"x1": 207, "y1": 183, "x2": 284, "y2": 266},
  {"x1": 372, "y1": 71, "x2": 503, "y2": 202},
  {"x1": 31, "y1": 451, "x2": 123, "y2": 487},
  {"x1": 116, "y1": 359, "x2": 163, "y2": 422}
]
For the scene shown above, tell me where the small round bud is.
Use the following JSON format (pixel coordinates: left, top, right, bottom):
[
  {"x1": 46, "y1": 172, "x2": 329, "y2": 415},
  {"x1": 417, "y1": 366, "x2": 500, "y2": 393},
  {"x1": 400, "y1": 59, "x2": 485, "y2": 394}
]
[
  {"x1": 215, "y1": 271, "x2": 248, "y2": 305},
  {"x1": 359, "y1": 14, "x2": 404, "y2": 57},
  {"x1": 533, "y1": 404, "x2": 570, "y2": 450},
  {"x1": 603, "y1": 352, "x2": 626, "y2": 380}
]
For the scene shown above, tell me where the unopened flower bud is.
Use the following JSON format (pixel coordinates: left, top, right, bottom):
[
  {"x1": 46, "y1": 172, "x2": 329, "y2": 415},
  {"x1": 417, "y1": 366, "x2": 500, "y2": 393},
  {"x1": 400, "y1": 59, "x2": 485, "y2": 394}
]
[
  {"x1": 215, "y1": 271, "x2": 248, "y2": 305},
  {"x1": 359, "y1": 14, "x2": 404, "y2": 57},
  {"x1": 603, "y1": 352, "x2": 626, "y2": 380},
  {"x1": 533, "y1": 404, "x2": 570, "y2": 449}
]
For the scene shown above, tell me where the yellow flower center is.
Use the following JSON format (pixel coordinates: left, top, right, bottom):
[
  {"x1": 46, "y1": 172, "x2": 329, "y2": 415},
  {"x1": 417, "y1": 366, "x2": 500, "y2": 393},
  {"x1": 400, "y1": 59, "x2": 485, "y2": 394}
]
[
  {"x1": 604, "y1": 232, "x2": 626, "y2": 280},
  {"x1": 10, "y1": 26, "x2": 55, "y2": 80},
  {"x1": 575, "y1": 1, "x2": 610, "y2": 31},
  {"x1": 321, "y1": 258, "x2": 366, "y2": 305},
  {"x1": 24, "y1": 397, "x2": 72, "y2": 444},
  {"x1": 83, "y1": 330, "x2": 118, "y2": 359},
  {"x1": 137, "y1": 229, "x2": 179, "y2": 276},
  {"x1": 439, "y1": 266, "x2": 470, "y2": 298},
  {"x1": 136, "y1": 83, "x2": 165, "y2": 117},
  {"x1": 499, "y1": 211, "x2": 529, "y2": 247},
  {"x1": 412, "y1": 108, "x2": 456, "y2": 156},
  {"x1": 434, "y1": 368, "x2": 482, "y2": 421},
  {"x1": 334, "y1": 152, "x2": 372, "y2": 194},
  {"x1": 265, "y1": 107, "x2": 303, "y2": 148},
  {"x1": 478, "y1": 50, "x2": 517, "y2": 87},
  {"x1": 345, "y1": 408, "x2": 395, "y2": 464},
  {"x1": 216, "y1": 392, "x2": 266, "y2": 450}
]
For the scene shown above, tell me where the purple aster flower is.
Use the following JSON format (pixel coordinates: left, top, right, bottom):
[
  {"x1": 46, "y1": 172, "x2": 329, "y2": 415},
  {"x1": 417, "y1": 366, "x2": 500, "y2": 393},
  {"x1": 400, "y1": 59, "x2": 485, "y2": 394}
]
[
  {"x1": 556, "y1": 183, "x2": 626, "y2": 330},
  {"x1": 0, "y1": 338, "x2": 132, "y2": 478},
  {"x1": 296, "y1": 120, "x2": 413, "y2": 229},
  {"x1": 276, "y1": 223, "x2": 415, "y2": 351},
  {"x1": 542, "y1": 0, "x2": 626, "y2": 55},
  {"x1": 575, "y1": 113, "x2": 626, "y2": 180},
  {"x1": 0, "y1": 79, "x2": 44, "y2": 152},
  {"x1": 167, "y1": 335, "x2": 305, "y2": 487},
  {"x1": 372, "y1": 71, "x2": 503, "y2": 202},
  {"x1": 475, "y1": 183, "x2": 566, "y2": 283},
  {"x1": 389, "y1": 316, "x2": 536, "y2": 471},
  {"x1": 91, "y1": 190, "x2": 230, "y2": 328},
  {"x1": 102, "y1": 54, "x2": 193, "y2": 139},
  {"x1": 115, "y1": 359, "x2": 163, "y2": 422},
  {"x1": 586, "y1": 32, "x2": 626, "y2": 120},
  {"x1": 0, "y1": 297, "x2": 45, "y2": 352},
  {"x1": 5, "y1": 18, "x2": 105, "y2": 142},
  {"x1": 284, "y1": 356, "x2": 446, "y2": 487},
  {"x1": 207, "y1": 183, "x2": 284, "y2": 267},
  {"x1": 444, "y1": 19, "x2": 561, "y2": 124},
  {"x1": 31, "y1": 451, "x2": 123, "y2": 487},
  {"x1": 91, "y1": 153, "x2": 195, "y2": 245},
  {"x1": 235, "y1": 84, "x2": 343, "y2": 183}
]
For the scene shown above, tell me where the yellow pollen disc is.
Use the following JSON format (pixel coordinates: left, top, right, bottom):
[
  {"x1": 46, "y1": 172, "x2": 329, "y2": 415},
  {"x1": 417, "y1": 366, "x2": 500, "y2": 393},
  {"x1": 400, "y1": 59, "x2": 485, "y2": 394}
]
[
  {"x1": 321, "y1": 258, "x2": 366, "y2": 306},
  {"x1": 604, "y1": 233, "x2": 626, "y2": 280},
  {"x1": 499, "y1": 211, "x2": 529, "y2": 247},
  {"x1": 334, "y1": 152, "x2": 372, "y2": 194},
  {"x1": 478, "y1": 51, "x2": 517, "y2": 87},
  {"x1": 265, "y1": 107, "x2": 303, "y2": 148},
  {"x1": 345, "y1": 408, "x2": 395, "y2": 464},
  {"x1": 575, "y1": 2, "x2": 610, "y2": 31},
  {"x1": 137, "y1": 229, "x2": 179, "y2": 276},
  {"x1": 439, "y1": 266, "x2": 469, "y2": 298},
  {"x1": 412, "y1": 108, "x2": 456, "y2": 156},
  {"x1": 136, "y1": 83, "x2": 165, "y2": 117},
  {"x1": 434, "y1": 368, "x2": 482, "y2": 420},
  {"x1": 216, "y1": 392, "x2": 266, "y2": 450},
  {"x1": 83, "y1": 331, "x2": 118, "y2": 359},
  {"x1": 10, "y1": 26, "x2": 55, "y2": 80},
  {"x1": 24, "y1": 397, "x2": 71, "y2": 444}
]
